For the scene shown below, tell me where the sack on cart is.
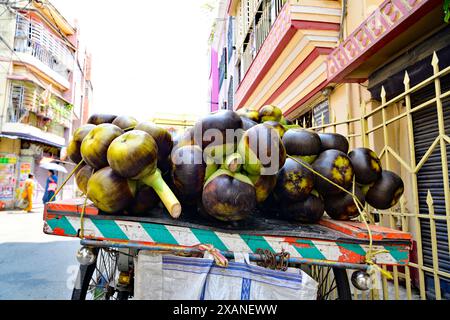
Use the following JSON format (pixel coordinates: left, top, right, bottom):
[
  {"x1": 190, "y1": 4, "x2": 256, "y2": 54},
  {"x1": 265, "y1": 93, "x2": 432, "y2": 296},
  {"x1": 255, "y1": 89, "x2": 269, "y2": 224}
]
[{"x1": 134, "y1": 251, "x2": 318, "y2": 300}]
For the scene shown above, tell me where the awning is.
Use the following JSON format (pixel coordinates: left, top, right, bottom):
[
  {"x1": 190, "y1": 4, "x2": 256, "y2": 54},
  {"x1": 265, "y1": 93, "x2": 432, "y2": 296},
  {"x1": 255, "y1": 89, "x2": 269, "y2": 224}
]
[{"x1": 0, "y1": 132, "x2": 65, "y2": 148}]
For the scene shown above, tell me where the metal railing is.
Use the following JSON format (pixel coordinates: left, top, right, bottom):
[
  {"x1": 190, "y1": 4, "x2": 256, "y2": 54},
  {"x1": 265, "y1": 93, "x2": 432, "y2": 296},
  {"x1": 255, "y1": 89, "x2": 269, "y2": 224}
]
[
  {"x1": 14, "y1": 15, "x2": 74, "y2": 79},
  {"x1": 7, "y1": 81, "x2": 72, "y2": 129},
  {"x1": 301, "y1": 52, "x2": 450, "y2": 300},
  {"x1": 236, "y1": 0, "x2": 287, "y2": 79}
]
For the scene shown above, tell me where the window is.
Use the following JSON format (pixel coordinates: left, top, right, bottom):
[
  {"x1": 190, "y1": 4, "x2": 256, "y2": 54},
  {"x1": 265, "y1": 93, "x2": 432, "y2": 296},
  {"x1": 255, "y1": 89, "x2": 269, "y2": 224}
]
[
  {"x1": 293, "y1": 100, "x2": 330, "y2": 128},
  {"x1": 228, "y1": 76, "x2": 234, "y2": 110},
  {"x1": 219, "y1": 48, "x2": 227, "y2": 89},
  {"x1": 312, "y1": 100, "x2": 330, "y2": 127},
  {"x1": 227, "y1": 17, "x2": 234, "y2": 63},
  {"x1": 7, "y1": 84, "x2": 26, "y2": 123}
]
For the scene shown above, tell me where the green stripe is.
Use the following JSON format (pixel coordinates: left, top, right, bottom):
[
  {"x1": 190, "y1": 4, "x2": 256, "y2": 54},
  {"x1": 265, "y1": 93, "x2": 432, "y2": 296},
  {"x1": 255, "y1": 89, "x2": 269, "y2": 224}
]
[
  {"x1": 190, "y1": 228, "x2": 228, "y2": 251},
  {"x1": 339, "y1": 243, "x2": 366, "y2": 257},
  {"x1": 91, "y1": 219, "x2": 128, "y2": 240},
  {"x1": 241, "y1": 235, "x2": 275, "y2": 253},
  {"x1": 142, "y1": 223, "x2": 178, "y2": 245},
  {"x1": 47, "y1": 216, "x2": 77, "y2": 236},
  {"x1": 293, "y1": 240, "x2": 326, "y2": 260},
  {"x1": 383, "y1": 245, "x2": 409, "y2": 264}
]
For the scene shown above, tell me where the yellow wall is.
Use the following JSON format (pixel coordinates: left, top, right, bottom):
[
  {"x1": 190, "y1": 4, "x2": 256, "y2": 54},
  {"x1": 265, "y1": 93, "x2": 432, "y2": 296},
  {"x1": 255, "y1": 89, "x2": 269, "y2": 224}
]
[{"x1": 0, "y1": 137, "x2": 21, "y2": 154}]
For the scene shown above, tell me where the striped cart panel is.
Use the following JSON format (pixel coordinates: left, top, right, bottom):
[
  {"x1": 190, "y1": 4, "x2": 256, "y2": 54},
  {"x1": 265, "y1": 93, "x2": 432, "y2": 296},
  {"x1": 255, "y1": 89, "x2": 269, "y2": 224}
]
[{"x1": 44, "y1": 213, "x2": 410, "y2": 266}]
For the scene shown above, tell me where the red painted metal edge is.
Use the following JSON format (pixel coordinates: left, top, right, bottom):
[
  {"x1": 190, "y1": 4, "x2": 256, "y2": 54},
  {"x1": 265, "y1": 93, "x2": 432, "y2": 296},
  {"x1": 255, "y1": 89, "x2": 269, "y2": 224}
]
[
  {"x1": 319, "y1": 218, "x2": 413, "y2": 241},
  {"x1": 327, "y1": 0, "x2": 442, "y2": 83},
  {"x1": 264, "y1": 47, "x2": 333, "y2": 106},
  {"x1": 236, "y1": 26, "x2": 298, "y2": 109},
  {"x1": 284, "y1": 79, "x2": 329, "y2": 116},
  {"x1": 291, "y1": 20, "x2": 340, "y2": 31}
]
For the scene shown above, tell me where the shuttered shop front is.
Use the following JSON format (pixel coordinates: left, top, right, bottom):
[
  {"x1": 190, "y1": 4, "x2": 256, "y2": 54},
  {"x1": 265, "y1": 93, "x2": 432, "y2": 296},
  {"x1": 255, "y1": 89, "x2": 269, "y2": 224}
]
[{"x1": 412, "y1": 72, "x2": 450, "y2": 299}]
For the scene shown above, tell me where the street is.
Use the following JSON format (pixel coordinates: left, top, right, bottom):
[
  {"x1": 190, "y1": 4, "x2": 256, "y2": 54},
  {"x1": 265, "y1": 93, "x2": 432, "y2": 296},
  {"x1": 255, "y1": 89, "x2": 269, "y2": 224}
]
[{"x1": 0, "y1": 206, "x2": 80, "y2": 300}]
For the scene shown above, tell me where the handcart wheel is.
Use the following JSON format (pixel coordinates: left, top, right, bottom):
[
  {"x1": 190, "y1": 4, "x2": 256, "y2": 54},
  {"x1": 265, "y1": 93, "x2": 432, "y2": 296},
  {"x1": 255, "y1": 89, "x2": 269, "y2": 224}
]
[
  {"x1": 71, "y1": 247, "x2": 130, "y2": 300},
  {"x1": 307, "y1": 266, "x2": 352, "y2": 300}
]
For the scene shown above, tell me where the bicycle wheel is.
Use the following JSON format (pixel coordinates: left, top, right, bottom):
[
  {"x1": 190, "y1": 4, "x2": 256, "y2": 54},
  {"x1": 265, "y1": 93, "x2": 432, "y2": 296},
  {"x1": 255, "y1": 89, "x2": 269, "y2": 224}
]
[
  {"x1": 308, "y1": 266, "x2": 352, "y2": 300},
  {"x1": 71, "y1": 248, "x2": 129, "y2": 300}
]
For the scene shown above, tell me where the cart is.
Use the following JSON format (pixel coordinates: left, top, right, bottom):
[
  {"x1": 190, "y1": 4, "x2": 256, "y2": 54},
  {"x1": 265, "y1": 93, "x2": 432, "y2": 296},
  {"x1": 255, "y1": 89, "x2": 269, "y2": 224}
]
[{"x1": 43, "y1": 199, "x2": 412, "y2": 300}]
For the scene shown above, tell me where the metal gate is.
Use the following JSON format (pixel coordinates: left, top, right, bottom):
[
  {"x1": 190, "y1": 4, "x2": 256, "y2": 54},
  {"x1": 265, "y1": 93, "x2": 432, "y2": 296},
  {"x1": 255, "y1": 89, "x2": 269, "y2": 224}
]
[{"x1": 304, "y1": 51, "x2": 450, "y2": 300}]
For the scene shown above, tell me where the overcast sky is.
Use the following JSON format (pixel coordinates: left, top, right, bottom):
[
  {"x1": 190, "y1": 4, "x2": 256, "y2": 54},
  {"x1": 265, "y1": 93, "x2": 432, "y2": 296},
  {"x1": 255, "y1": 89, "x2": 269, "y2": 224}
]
[{"x1": 52, "y1": 0, "x2": 216, "y2": 119}]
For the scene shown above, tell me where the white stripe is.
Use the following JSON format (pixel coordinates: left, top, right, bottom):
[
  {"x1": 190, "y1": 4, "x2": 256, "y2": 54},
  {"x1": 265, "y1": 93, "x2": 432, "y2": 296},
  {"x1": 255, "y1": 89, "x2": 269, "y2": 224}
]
[
  {"x1": 65, "y1": 216, "x2": 102, "y2": 238},
  {"x1": 311, "y1": 240, "x2": 341, "y2": 261},
  {"x1": 252, "y1": 37, "x2": 309, "y2": 107},
  {"x1": 290, "y1": 5, "x2": 342, "y2": 16},
  {"x1": 359, "y1": 245, "x2": 398, "y2": 265},
  {"x1": 166, "y1": 225, "x2": 200, "y2": 246},
  {"x1": 307, "y1": 35, "x2": 339, "y2": 43},
  {"x1": 263, "y1": 237, "x2": 302, "y2": 258},
  {"x1": 43, "y1": 221, "x2": 53, "y2": 233},
  {"x1": 215, "y1": 232, "x2": 253, "y2": 252},
  {"x1": 278, "y1": 62, "x2": 327, "y2": 107},
  {"x1": 116, "y1": 221, "x2": 154, "y2": 243}
]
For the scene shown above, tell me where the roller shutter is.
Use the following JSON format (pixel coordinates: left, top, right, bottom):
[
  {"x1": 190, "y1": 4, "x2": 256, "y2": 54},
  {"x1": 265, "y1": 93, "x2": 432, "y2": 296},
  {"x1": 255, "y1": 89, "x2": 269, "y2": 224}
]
[{"x1": 412, "y1": 72, "x2": 450, "y2": 299}]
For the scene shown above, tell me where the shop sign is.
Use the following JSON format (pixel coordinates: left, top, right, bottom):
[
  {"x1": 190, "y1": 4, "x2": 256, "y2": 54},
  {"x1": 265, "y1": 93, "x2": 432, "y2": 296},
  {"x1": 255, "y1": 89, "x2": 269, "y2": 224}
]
[
  {"x1": 0, "y1": 156, "x2": 17, "y2": 164},
  {"x1": 18, "y1": 163, "x2": 32, "y2": 189},
  {"x1": 327, "y1": 0, "x2": 428, "y2": 80},
  {"x1": 0, "y1": 155, "x2": 17, "y2": 201},
  {"x1": 313, "y1": 100, "x2": 330, "y2": 126}
]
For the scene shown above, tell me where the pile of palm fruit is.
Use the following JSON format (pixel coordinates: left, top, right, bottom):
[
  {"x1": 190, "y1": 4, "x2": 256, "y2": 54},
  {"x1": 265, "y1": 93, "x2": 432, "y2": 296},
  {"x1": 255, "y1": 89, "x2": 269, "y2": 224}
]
[{"x1": 67, "y1": 106, "x2": 405, "y2": 224}]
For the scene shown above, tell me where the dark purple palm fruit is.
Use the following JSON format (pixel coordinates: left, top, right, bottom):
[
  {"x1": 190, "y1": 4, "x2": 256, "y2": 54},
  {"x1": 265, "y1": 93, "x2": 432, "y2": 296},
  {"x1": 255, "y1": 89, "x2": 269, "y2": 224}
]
[
  {"x1": 193, "y1": 110, "x2": 243, "y2": 164},
  {"x1": 318, "y1": 133, "x2": 349, "y2": 154},
  {"x1": 171, "y1": 145, "x2": 206, "y2": 205},
  {"x1": 281, "y1": 191, "x2": 325, "y2": 223},
  {"x1": 202, "y1": 169, "x2": 256, "y2": 222},
  {"x1": 348, "y1": 148, "x2": 382, "y2": 185},
  {"x1": 275, "y1": 158, "x2": 314, "y2": 201},
  {"x1": 366, "y1": 170, "x2": 404, "y2": 210},
  {"x1": 324, "y1": 185, "x2": 365, "y2": 221},
  {"x1": 312, "y1": 149, "x2": 354, "y2": 195},
  {"x1": 87, "y1": 114, "x2": 117, "y2": 125},
  {"x1": 238, "y1": 123, "x2": 286, "y2": 176},
  {"x1": 282, "y1": 129, "x2": 322, "y2": 164}
]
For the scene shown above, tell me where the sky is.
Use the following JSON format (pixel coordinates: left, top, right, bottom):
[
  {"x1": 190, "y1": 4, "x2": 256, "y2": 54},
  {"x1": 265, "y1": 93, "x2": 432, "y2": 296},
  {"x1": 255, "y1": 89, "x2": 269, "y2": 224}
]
[{"x1": 51, "y1": 0, "x2": 217, "y2": 119}]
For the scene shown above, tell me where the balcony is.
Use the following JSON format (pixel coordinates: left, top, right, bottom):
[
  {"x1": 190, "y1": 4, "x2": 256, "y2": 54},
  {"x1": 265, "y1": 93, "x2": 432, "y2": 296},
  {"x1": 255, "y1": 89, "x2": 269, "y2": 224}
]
[
  {"x1": 238, "y1": 0, "x2": 286, "y2": 78},
  {"x1": 232, "y1": 0, "x2": 341, "y2": 113},
  {"x1": 13, "y1": 15, "x2": 74, "y2": 88},
  {"x1": 6, "y1": 80, "x2": 72, "y2": 142}
]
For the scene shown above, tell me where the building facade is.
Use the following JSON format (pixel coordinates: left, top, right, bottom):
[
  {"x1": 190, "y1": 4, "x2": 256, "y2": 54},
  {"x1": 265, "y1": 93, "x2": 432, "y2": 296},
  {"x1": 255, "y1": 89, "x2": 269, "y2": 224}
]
[
  {"x1": 0, "y1": 0, "x2": 92, "y2": 208},
  {"x1": 209, "y1": 0, "x2": 450, "y2": 300}
]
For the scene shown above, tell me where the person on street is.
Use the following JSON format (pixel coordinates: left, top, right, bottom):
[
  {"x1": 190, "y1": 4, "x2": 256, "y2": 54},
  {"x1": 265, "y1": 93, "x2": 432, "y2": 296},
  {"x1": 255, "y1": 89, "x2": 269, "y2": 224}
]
[
  {"x1": 42, "y1": 170, "x2": 58, "y2": 204},
  {"x1": 22, "y1": 174, "x2": 34, "y2": 213}
]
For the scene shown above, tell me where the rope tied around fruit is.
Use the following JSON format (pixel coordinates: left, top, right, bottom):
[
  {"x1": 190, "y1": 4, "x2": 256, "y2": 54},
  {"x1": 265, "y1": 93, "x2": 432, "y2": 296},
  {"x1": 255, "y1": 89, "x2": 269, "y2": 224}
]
[{"x1": 288, "y1": 155, "x2": 393, "y2": 281}]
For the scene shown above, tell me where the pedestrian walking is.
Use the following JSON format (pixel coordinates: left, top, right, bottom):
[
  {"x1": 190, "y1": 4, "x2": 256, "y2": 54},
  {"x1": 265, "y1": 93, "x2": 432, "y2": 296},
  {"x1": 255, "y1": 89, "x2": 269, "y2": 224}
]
[
  {"x1": 42, "y1": 170, "x2": 58, "y2": 204},
  {"x1": 22, "y1": 174, "x2": 35, "y2": 213}
]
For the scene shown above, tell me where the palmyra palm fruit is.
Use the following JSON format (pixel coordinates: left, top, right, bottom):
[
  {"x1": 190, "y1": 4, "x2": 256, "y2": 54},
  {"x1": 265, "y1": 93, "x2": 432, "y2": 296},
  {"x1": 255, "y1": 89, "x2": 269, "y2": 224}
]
[
  {"x1": 281, "y1": 191, "x2": 325, "y2": 224},
  {"x1": 348, "y1": 148, "x2": 382, "y2": 185},
  {"x1": 276, "y1": 158, "x2": 314, "y2": 201},
  {"x1": 318, "y1": 133, "x2": 349, "y2": 154},
  {"x1": 324, "y1": 185, "x2": 365, "y2": 221},
  {"x1": 112, "y1": 115, "x2": 138, "y2": 130},
  {"x1": 259, "y1": 105, "x2": 282, "y2": 122},
  {"x1": 87, "y1": 114, "x2": 117, "y2": 125},
  {"x1": 282, "y1": 129, "x2": 322, "y2": 164},
  {"x1": 67, "y1": 124, "x2": 96, "y2": 164},
  {"x1": 366, "y1": 170, "x2": 404, "y2": 210}
]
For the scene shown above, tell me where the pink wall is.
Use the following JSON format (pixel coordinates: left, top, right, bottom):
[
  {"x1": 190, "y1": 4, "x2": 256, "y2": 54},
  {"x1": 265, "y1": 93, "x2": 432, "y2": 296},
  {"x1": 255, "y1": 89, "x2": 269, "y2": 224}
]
[{"x1": 209, "y1": 49, "x2": 219, "y2": 112}]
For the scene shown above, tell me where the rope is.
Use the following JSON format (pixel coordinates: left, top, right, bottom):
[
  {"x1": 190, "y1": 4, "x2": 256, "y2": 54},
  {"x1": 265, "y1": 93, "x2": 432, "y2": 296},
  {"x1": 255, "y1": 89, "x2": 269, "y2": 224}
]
[
  {"x1": 195, "y1": 244, "x2": 229, "y2": 267},
  {"x1": 287, "y1": 155, "x2": 393, "y2": 281}
]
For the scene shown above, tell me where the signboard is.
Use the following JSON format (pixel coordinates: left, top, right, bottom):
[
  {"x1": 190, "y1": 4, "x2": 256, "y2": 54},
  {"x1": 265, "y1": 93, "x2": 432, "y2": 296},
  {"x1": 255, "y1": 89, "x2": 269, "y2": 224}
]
[
  {"x1": 327, "y1": 0, "x2": 429, "y2": 81},
  {"x1": 18, "y1": 162, "x2": 32, "y2": 189},
  {"x1": 313, "y1": 100, "x2": 330, "y2": 127},
  {"x1": 0, "y1": 155, "x2": 17, "y2": 201}
]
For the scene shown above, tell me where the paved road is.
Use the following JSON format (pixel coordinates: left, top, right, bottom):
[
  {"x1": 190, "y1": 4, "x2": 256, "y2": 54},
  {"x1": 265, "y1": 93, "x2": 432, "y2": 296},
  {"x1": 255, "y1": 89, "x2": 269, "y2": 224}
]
[{"x1": 0, "y1": 206, "x2": 80, "y2": 300}]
